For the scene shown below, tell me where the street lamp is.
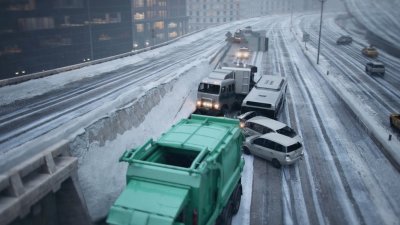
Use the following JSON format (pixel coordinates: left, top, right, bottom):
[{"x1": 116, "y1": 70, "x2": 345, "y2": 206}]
[
  {"x1": 317, "y1": 0, "x2": 327, "y2": 65},
  {"x1": 133, "y1": 43, "x2": 138, "y2": 52}
]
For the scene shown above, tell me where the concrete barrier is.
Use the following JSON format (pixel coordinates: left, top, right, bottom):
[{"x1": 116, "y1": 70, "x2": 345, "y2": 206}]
[{"x1": 0, "y1": 140, "x2": 91, "y2": 225}]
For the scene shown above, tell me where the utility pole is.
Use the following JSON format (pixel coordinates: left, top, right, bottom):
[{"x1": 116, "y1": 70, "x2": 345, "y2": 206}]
[
  {"x1": 87, "y1": 0, "x2": 94, "y2": 61},
  {"x1": 317, "y1": 0, "x2": 326, "y2": 65},
  {"x1": 290, "y1": 0, "x2": 293, "y2": 30}
]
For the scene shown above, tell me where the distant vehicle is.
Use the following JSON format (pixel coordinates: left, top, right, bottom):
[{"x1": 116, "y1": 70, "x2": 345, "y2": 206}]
[
  {"x1": 107, "y1": 115, "x2": 245, "y2": 225},
  {"x1": 241, "y1": 116, "x2": 302, "y2": 142},
  {"x1": 336, "y1": 35, "x2": 353, "y2": 45},
  {"x1": 365, "y1": 61, "x2": 385, "y2": 76},
  {"x1": 196, "y1": 65, "x2": 257, "y2": 115},
  {"x1": 236, "y1": 47, "x2": 250, "y2": 59},
  {"x1": 362, "y1": 46, "x2": 379, "y2": 57},
  {"x1": 243, "y1": 133, "x2": 304, "y2": 168},
  {"x1": 390, "y1": 113, "x2": 400, "y2": 131},
  {"x1": 241, "y1": 75, "x2": 287, "y2": 119},
  {"x1": 244, "y1": 26, "x2": 252, "y2": 33},
  {"x1": 233, "y1": 29, "x2": 244, "y2": 43}
]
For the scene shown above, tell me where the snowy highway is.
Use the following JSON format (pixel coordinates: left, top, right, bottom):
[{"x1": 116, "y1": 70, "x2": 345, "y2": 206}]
[
  {"x1": 0, "y1": 19, "x2": 264, "y2": 171},
  {"x1": 0, "y1": 11, "x2": 400, "y2": 225},
  {"x1": 244, "y1": 13, "x2": 400, "y2": 225}
]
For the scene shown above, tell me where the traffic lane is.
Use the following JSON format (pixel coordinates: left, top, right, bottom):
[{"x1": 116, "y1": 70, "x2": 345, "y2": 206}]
[
  {"x1": 250, "y1": 156, "x2": 282, "y2": 225},
  {"x1": 285, "y1": 27, "x2": 400, "y2": 224}
]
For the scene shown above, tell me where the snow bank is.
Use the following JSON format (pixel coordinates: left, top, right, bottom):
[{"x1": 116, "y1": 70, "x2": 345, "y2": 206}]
[{"x1": 71, "y1": 61, "x2": 211, "y2": 220}]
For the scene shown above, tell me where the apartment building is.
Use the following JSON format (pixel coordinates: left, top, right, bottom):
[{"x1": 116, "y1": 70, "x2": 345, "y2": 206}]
[
  {"x1": 132, "y1": 0, "x2": 188, "y2": 49},
  {"x1": 187, "y1": 0, "x2": 240, "y2": 32}
]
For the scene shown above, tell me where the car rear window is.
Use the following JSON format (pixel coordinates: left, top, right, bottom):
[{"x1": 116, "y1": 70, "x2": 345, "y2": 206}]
[
  {"x1": 287, "y1": 142, "x2": 302, "y2": 153},
  {"x1": 277, "y1": 126, "x2": 297, "y2": 138},
  {"x1": 373, "y1": 65, "x2": 384, "y2": 68}
]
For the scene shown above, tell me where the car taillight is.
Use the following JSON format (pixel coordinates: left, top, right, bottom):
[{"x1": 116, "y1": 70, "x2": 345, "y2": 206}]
[{"x1": 193, "y1": 209, "x2": 198, "y2": 225}]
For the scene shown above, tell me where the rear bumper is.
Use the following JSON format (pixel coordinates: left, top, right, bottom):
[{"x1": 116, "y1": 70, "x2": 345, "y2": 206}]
[{"x1": 281, "y1": 152, "x2": 304, "y2": 165}]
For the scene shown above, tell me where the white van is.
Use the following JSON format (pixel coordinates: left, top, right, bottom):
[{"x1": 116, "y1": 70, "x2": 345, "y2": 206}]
[{"x1": 241, "y1": 75, "x2": 287, "y2": 119}]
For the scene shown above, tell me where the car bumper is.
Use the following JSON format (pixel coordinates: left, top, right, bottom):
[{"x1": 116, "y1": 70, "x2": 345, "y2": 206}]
[{"x1": 281, "y1": 152, "x2": 304, "y2": 165}]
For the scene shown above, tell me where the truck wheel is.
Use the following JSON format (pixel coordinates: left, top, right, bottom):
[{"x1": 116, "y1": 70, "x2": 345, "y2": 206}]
[
  {"x1": 232, "y1": 184, "x2": 242, "y2": 215},
  {"x1": 242, "y1": 146, "x2": 250, "y2": 155},
  {"x1": 218, "y1": 202, "x2": 233, "y2": 225},
  {"x1": 221, "y1": 105, "x2": 229, "y2": 116},
  {"x1": 272, "y1": 159, "x2": 281, "y2": 168}
]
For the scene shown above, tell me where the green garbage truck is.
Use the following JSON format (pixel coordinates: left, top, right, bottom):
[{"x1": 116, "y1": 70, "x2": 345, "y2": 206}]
[{"x1": 107, "y1": 115, "x2": 244, "y2": 225}]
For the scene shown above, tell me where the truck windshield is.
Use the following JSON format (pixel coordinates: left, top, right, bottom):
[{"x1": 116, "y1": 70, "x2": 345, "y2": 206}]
[{"x1": 198, "y1": 83, "x2": 220, "y2": 94}]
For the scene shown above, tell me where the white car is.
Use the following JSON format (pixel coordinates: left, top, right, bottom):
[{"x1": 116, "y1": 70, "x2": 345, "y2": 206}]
[
  {"x1": 243, "y1": 133, "x2": 304, "y2": 168},
  {"x1": 237, "y1": 111, "x2": 258, "y2": 128},
  {"x1": 241, "y1": 116, "x2": 302, "y2": 142}
]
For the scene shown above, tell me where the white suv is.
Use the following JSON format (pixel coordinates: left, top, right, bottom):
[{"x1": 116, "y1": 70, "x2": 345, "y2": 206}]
[
  {"x1": 243, "y1": 133, "x2": 304, "y2": 168},
  {"x1": 241, "y1": 116, "x2": 301, "y2": 142}
]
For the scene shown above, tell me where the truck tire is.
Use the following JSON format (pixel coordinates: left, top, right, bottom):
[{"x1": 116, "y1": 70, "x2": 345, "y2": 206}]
[
  {"x1": 218, "y1": 202, "x2": 233, "y2": 225},
  {"x1": 272, "y1": 159, "x2": 281, "y2": 168},
  {"x1": 232, "y1": 184, "x2": 242, "y2": 215},
  {"x1": 221, "y1": 105, "x2": 229, "y2": 116},
  {"x1": 242, "y1": 146, "x2": 250, "y2": 155}
]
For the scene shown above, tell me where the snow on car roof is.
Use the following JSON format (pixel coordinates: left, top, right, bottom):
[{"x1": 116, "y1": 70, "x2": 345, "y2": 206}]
[
  {"x1": 369, "y1": 61, "x2": 384, "y2": 65},
  {"x1": 247, "y1": 116, "x2": 285, "y2": 130},
  {"x1": 260, "y1": 133, "x2": 298, "y2": 146}
]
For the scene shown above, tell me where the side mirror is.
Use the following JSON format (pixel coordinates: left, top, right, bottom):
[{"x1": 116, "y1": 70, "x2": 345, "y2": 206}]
[{"x1": 251, "y1": 66, "x2": 258, "y2": 73}]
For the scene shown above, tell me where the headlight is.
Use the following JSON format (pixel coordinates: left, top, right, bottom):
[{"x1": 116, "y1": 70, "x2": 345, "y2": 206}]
[
  {"x1": 214, "y1": 103, "x2": 220, "y2": 109},
  {"x1": 285, "y1": 156, "x2": 290, "y2": 161},
  {"x1": 236, "y1": 52, "x2": 241, "y2": 57},
  {"x1": 239, "y1": 122, "x2": 245, "y2": 128},
  {"x1": 196, "y1": 100, "x2": 202, "y2": 106},
  {"x1": 244, "y1": 52, "x2": 249, "y2": 57}
]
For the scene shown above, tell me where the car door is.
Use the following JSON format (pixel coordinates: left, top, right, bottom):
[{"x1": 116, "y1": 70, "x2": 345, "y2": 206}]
[
  {"x1": 260, "y1": 139, "x2": 276, "y2": 160},
  {"x1": 272, "y1": 143, "x2": 285, "y2": 162},
  {"x1": 251, "y1": 138, "x2": 266, "y2": 158}
]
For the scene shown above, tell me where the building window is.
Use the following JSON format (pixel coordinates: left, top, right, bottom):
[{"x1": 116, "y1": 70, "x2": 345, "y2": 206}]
[
  {"x1": 169, "y1": 31, "x2": 177, "y2": 38},
  {"x1": 168, "y1": 22, "x2": 177, "y2": 28},
  {"x1": 147, "y1": 0, "x2": 156, "y2": 7},
  {"x1": 98, "y1": 34, "x2": 111, "y2": 41},
  {"x1": 134, "y1": 0, "x2": 144, "y2": 7},
  {"x1": 134, "y1": 12, "x2": 145, "y2": 20},
  {"x1": 156, "y1": 33, "x2": 164, "y2": 39},
  {"x1": 136, "y1": 24, "x2": 144, "y2": 32},
  {"x1": 153, "y1": 21, "x2": 164, "y2": 30},
  {"x1": 18, "y1": 17, "x2": 55, "y2": 31},
  {"x1": 158, "y1": 10, "x2": 166, "y2": 18},
  {"x1": 7, "y1": 0, "x2": 36, "y2": 11}
]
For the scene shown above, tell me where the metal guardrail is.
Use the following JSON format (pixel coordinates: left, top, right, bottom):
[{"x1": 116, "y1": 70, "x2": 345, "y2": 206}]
[{"x1": 0, "y1": 29, "x2": 206, "y2": 88}]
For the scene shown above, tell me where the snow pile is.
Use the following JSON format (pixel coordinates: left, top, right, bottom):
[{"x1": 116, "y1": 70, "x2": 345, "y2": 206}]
[{"x1": 72, "y1": 61, "x2": 211, "y2": 220}]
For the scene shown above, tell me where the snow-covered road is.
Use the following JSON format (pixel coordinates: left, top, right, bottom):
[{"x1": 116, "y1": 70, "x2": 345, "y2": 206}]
[
  {"x1": 1, "y1": 11, "x2": 399, "y2": 225},
  {"x1": 249, "y1": 12, "x2": 400, "y2": 225}
]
